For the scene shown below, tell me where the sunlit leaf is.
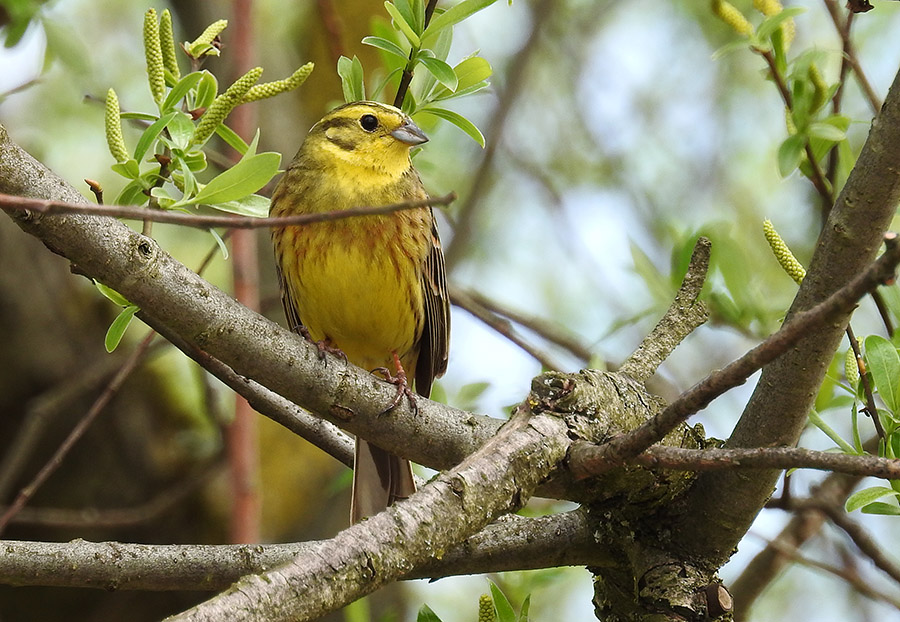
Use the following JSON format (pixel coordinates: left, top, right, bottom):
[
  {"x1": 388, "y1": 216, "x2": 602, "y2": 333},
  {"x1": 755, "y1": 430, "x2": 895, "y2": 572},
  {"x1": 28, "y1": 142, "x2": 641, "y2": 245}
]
[
  {"x1": 419, "y1": 56, "x2": 458, "y2": 91},
  {"x1": 423, "y1": 0, "x2": 499, "y2": 42},
  {"x1": 777, "y1": 133, "x2": 805, "y2": 177},
  {"x1": 165, "y1": 111, "x2": 196, "y2": 151},
  {"x1": 362, "y1": 35, "x2": 409, "y2": 60},
  {"x1": 865, "y1": 335, "x2": 900, "y2": 412},
  {"x1": 337, "y1": 55, "x2": 366, "y2": 103},
  {"x1": 161, "y1": 71, "x2": 204, "y2": 112},
  {"x1": 194, "y1": 70, "x2": 219, "y2": 110},
  {"x1": 418, "y1": 107, "x2": 485, "y2": 147},
  {"x1": 210, "y1": 193, "x2": 270, "y2": 218},
  {"x1": 489, "y1": 581, "x2": 516, "y2": 622},
  {"x1": 135, "y1": 111, "x2": 177, "y2": 162},
  {"x1": 178, "y1": 152, "x2": 280, "y2": 207},
  {"x1": 105, "y1": 305, "x2": 139, "y2": 352},
  {"x1": 846, "y1": 485, "x2": 898, "y2": 512},
  {"x1": 384, "y1": 1, "x2": 421, "y2": 47},
  {"x1": 416, "y1": 604, "x2": 443, "y2": 622},
  {"x1": 215, "y1": 123, "x2": 250, "y2": 155}
]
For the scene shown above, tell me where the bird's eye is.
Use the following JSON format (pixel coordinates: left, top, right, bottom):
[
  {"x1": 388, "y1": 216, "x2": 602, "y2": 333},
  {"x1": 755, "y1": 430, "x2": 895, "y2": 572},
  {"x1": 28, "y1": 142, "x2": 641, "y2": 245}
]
[{"x1": 359, "y1": 114, "x2": 378, "y2": 132}]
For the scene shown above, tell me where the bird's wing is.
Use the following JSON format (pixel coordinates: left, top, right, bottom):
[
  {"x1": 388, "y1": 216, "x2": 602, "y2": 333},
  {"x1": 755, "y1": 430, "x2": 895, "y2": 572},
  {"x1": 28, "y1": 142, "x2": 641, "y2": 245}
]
[
  {"x1": 416, "y1": 211, "x2": 450, "y2": 397},
  {"x1": 275, "y1": 260, "x2": 306, "y2": 336}
]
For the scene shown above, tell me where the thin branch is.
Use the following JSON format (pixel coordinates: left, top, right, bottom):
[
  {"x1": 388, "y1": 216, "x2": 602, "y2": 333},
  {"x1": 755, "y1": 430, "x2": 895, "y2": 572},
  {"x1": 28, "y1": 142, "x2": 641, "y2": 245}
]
[
  {"x1": 452, "y1": 285, "x2": 593, "y2": 364},
  {"x1": 847, "y1": 324, "x2": 886, "y2": 439},
  {"x1": 823, "y1": 0, "x2": 882, "y2": 114},
  {"x1": 451, "y1": 286, "x2": 565, "y2": 370},
  {"x1": 444, "y1": 0, "x2": 551, "y2": 269},
  {"x1": 798, "y1": 499, "x2": 900, "y2": 588},
  {"x1": 392, "y1": 0, "x2": 439, "y2": 108},
  {"x1": 619, "y1": 236, "x2": 710, "y2": 382},
  {"x1": 0, "y1": 331, "x2": 157, "y2": 535},
  {"x1": 588, "y1": 234, "x2": 900, "y2": 468},
  {"x1": 753, "y1": 531, "x2": 900, "y2": 610},
  {"x1": 731, "y1": 468, "x2": 865, "y2": 620},
  {"x1": 144, "y1": 316, "x2": 355, "y2": 468},
  {"x1": 759, "y1": 49, "x2": 833, "y2": 207},
  {"x1": 570, "y1": 442, "x2": 900, "y2": 480},
  {"x1": 3, "y1": 459, "x2": 225, "y2": 529},
  {"x1": 0, "y1": 192, "x2": 456, "y2": 230}
]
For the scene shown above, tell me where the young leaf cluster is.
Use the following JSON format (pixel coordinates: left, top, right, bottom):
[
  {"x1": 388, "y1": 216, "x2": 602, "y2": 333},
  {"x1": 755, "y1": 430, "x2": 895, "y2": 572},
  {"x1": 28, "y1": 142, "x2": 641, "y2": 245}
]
[
  {"x1": 812, "y1": 333, "x2": 900, "y2": 516},
  {"x1": 338, "y1": 0, "x2": 497, "y2": 147},
  {"x1": 104, "y1": 10, "x2": 313, "y2": 216},
  {"x1": 99, "y1": 8, "x2": 313, "y2": 349}
]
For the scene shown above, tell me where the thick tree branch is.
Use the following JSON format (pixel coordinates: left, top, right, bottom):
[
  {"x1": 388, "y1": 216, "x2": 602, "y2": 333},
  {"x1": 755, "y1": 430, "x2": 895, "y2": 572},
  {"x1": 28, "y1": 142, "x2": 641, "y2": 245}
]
[
  {"x1": 675, "y1": 61, "x2": 900, "y2": 564},
  {"x1": 0, "y1": 510, "x2": 602, "y2": 591}
]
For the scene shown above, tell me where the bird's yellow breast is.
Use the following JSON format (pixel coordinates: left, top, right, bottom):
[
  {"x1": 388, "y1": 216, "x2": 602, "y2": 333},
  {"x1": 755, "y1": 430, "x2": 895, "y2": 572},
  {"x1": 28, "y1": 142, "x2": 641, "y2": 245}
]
[{"x1": 276, "y1": 210, "x2": 430, "y2": 371}]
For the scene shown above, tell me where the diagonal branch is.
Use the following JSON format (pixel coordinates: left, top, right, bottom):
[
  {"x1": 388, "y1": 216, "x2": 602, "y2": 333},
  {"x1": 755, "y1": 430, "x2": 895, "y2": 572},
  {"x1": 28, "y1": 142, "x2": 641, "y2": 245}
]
[
  {"x1": 584, "y1": 234, "x2": 900, "y2": 470},
  {"x1": 167, "y1": 405, "x2": 570, "y2": 622}
]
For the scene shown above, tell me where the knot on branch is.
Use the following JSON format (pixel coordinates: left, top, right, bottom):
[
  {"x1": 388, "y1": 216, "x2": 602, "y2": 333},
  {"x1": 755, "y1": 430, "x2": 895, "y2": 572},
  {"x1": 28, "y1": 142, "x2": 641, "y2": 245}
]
[{"x1": 530, "y1": 369, "x2": 705, "y2": 510}]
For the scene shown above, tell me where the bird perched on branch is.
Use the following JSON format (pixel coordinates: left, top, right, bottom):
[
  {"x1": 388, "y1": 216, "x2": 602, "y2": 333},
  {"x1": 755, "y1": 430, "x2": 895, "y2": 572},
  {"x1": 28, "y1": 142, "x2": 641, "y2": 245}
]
[{"x1": 269, "y1": 101, "x2": 450, "y2": 523}]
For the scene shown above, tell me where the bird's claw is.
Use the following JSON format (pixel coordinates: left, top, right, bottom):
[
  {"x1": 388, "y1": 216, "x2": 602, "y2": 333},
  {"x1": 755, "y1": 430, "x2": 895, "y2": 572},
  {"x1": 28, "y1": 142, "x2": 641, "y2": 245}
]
[
  {"x1": 298, "y1": 326, "x2": 347, "y2": 364},
  {"x1": 372, "y1": 358, "x2": 417, "y2": 415}
]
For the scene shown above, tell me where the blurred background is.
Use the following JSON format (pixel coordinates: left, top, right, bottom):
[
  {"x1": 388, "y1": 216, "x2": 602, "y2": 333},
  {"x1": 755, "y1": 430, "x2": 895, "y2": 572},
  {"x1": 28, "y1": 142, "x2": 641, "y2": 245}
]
[{"x1": 2, "y1": 0, "x2": 900, "y2": 620}]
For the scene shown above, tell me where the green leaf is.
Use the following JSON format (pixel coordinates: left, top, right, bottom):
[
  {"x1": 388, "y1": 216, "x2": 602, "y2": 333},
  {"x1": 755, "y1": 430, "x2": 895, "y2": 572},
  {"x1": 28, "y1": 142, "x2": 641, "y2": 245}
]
[
  {"x1": 362, "y1": 35, "x2": 409, "y2": 60},
  {"x1": 423, "y1": 0, "x2": 499, "y2": 42},
  {"x1": 194, "y1": 70, "x2": 219, "y2": 110},
  {"x1": 418, "y1": 107, "x2": 485, "y2": 147},
  {"x1": 865, "y1": 335, "x2": 900, "y2": 412},
  {"x1": 161, "y1": 71, "x2": 204, "y2": 112},
  {"x1": 416, "y1": 604, "x2": 443, "y2": 622},
  {"x1": 95, "y1": 281, "x2": 131, "y2": 307},
  {"x1": 808, "y1": 409, "x2": 856, "y2": 453},
  {"x1": 861, "y1": 501, "x2": 900, "y2": 515},
  {"x1": 517, "y1": 595, "x2": 530, "y2": 622},
  {"x1": 210, "y1": 193, "x2": 270, "y2": 218},
  {"x1": 489, "y1": 582, "x2": 516, "y2": 622},
  {"x1": 165, "y1": 111, "x2": 196, "y2": 151},
  {"x1": 384, "y1": 1, "x2": 421, "y2": 47},
  {"x1": 150, "y1": 186, "x2": 177, "y2": 209},
  {"x1": 777, "y1": 133, "x2": 806, "y2": 177},
  {"x1": 756, "y1": 7, "x2": 806, "y2": 42},
  {"x1": 181, "y1": 150, "x2": 208, "y2": 173},
  {"x1": 215, "y1": 123, "x2": 251, "y2": 155},
  {"x1": 337, "y1": 55, "x2": 366, "y2": 103},
  {"x1": 454, "y1": 56, "x2": 492, "y2": 91},
  {"x1": 807, "y1": 121, "x2": 846, "y2": 142},
  {"x1": 115, "y1": 179, "x2": 149, "y2": 206},
  {"x1": 134, "y1": 112, "x2": 176, "y2": 162},
  {"x1": 419, "y1": 56, "x2": 458, "y2": 91},
  {"x1": 209, "y1": 228, "x2": 230, "y2": 260},
  {"x1": 179, "y1": 152, "x2": 281, "y2": 207},
  {"x1": 105, "y1": 305, "x2": 139, "y2": 352},
  {"x1": 111, "y1": 158, "x2": 141, "y2": 179},
  {"x1": 120, "y1": 111, "x2": 159, "y2": 121},
  {"x1": 846, "y1": 485, "x2": 898, "y2": 512}
]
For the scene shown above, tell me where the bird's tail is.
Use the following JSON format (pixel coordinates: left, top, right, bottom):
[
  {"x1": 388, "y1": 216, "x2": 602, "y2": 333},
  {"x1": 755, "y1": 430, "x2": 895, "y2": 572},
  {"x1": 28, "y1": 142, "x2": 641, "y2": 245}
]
[{"x1": 350, "y1": 439, "x2": 416, "y2": 523}]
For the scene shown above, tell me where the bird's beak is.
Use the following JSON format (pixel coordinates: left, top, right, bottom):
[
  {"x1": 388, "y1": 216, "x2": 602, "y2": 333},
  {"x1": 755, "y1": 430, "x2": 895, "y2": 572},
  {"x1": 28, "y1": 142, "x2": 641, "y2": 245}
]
[{"x1": 391, "y1": 119, "x2": 428, "y2": 146}]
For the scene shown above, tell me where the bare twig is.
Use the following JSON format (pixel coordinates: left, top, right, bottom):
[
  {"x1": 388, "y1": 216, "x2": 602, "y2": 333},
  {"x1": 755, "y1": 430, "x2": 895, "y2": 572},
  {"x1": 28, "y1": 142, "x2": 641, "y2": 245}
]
[
  {"x1": 847, "y1": 324, "x2": 886, "y2": 439},
  {"x1": 823, "y1": 0, "x2": 882, "y2": 114},
  {"x1": 0, "y1": 192, "x2": 456, "y2": 229},
  {"x1": 452, "y1": 285, "x2": 593, "y2": 364},
  {"x1": 570, "y1": 442, "x2": 900, "y2": 480}
]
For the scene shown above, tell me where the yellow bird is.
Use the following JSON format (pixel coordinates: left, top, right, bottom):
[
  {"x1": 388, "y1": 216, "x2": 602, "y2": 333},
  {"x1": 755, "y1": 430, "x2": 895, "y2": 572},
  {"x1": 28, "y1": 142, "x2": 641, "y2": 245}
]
[{"x1": 269, "y1": 101, "x2": 450, "y2": 523}]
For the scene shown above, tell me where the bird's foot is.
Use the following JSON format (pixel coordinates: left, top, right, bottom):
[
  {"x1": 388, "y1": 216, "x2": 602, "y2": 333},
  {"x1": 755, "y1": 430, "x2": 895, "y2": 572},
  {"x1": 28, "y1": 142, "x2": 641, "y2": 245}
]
[
  {"x1": 298, "y1": 326, "x2": 347, "y2": 364},
  {"x1": 372, "y1": 352, "x2": 417, "y2": 415}
]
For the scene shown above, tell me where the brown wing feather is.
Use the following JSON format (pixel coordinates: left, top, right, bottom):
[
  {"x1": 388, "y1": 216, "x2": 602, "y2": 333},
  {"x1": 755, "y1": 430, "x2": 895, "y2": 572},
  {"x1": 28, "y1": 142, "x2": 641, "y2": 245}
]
[
  {"x1": 415, "y1": 211, "x2": 450, "y2": 397},
  {"x1": 274, "y1": 259, "x2": 305, "y2": 335}
]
